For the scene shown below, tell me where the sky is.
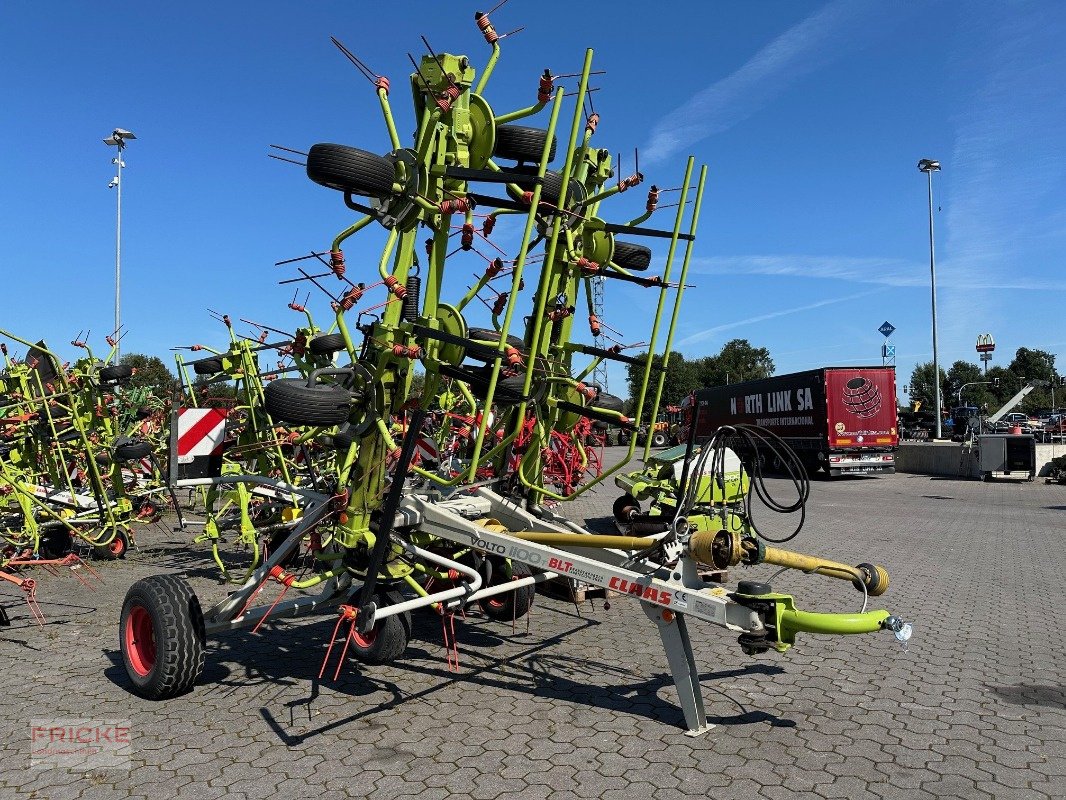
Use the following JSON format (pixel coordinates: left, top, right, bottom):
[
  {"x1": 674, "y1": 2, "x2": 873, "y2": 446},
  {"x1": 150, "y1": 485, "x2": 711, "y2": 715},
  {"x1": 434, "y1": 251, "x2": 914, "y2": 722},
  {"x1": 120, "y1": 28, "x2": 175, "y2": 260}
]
[{"x1": 1, "y1": 0, "x2": 1064, "y2": 401}]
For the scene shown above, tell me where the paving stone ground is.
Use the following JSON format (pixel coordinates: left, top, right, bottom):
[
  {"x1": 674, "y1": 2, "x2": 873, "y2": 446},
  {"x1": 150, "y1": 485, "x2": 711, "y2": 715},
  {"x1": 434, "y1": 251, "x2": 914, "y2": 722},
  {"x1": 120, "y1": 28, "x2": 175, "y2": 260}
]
[{"x1": 1, "y1": 449, "x2": 1064, "y2": 799}]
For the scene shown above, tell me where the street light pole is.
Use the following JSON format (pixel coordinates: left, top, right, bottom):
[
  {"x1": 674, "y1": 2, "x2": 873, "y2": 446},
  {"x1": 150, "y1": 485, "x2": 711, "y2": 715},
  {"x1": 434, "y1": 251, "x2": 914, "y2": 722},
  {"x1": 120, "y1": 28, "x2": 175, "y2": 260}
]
[
  {"x1": 918, "y1": 158, "x2": 942, "y2": 438},
  {"x1": 104, "y1": 128, "x2": 136, "y2": 359}
]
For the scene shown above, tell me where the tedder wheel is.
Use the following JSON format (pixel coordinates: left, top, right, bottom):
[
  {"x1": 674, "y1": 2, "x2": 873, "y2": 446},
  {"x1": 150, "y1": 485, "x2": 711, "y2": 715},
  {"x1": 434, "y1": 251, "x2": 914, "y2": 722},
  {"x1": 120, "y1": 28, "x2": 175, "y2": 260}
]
[
  {"x1": 191, "y1": 357, "x2": 223, "y2": 376},
  {"x1": 613, "y1": 493, "x2": 639, "y2": 523},
  {"x1": 99, "y1": 364, "x2": 133, "y2": 382},
  {"x1": 264, "y1": 379, "x2": 351, "y2": 427},
  {"x1": 466, "y1": 368, "x2": 528, "y2": 406},
  {"x1": 120, "y1": 574, "x2": 206, "y2": 699},
  {"x1": 588, "y1": 391, "x2": 624, "y2": 431},
  {"x1": 308, "y1": 333, "x2": 347, "y2": 355},
  {"x1": 306, "y1": 143, "x2": 396, "y2": 197},
  {"x1": 350, "y1": 590, "x2": 411, "y2": 665},
  {"x1": 39, "y1": 529, "x2": 73, "y2": 559},
  {"x1": 478, "y1": 560, "x2": 535, "y2": 621},
  {"x1": 493, "y1": 124, "x2": 557, "y2": 163},
  {"x1": 114, "y1": 438, "x2": 152, "y2": 461},
  {"x1": 467, "y1": 327, "x2": 525, "y2": 353},
  {"x1": 611, "y1": 240, "x2": 652, "y2": 271},
  {"x1": 94, "y1": 529, "x2": 130, "y2": 561}
]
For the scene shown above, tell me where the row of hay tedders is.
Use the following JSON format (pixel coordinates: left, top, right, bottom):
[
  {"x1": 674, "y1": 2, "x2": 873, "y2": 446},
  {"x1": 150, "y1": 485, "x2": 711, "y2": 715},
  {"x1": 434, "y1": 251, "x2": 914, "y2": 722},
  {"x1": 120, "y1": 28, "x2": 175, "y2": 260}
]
[
  {"x1": 0, "y1": 331, "x2": 172, "y2": 626},
  {"x1": 4, "y1": 8, "x2": 912, "y2": 733}
]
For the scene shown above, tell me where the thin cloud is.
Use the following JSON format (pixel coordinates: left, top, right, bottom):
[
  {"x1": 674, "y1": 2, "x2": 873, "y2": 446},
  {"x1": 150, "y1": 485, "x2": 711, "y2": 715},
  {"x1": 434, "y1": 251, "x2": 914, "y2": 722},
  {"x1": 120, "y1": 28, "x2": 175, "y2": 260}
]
[
  {"x1": 643, "y1": 1, "x2": 886, "y2": 164},
  {"x1": 677, "y1": 288, "x2": 883, "y2": 347},
  {"x1": 689, "y1": 254, "x2": 1066, "y2": 292}
]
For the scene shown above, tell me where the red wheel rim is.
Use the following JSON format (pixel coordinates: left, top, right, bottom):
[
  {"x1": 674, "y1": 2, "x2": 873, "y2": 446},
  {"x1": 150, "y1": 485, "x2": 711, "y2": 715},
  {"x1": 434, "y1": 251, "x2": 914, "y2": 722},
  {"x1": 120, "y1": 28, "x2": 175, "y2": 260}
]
[
  {"x1": 125, "y1": 605, "x2": 156, "y2": 677},
  {"x1": 352, "y1": 626, "x2": 378, "y2": 648},
  {"x1": 486, "y1": 597, "x2": 506, "y2": 609},
  {"x1": 109, "y1": 536, "x2": 126, "y2": 556}
]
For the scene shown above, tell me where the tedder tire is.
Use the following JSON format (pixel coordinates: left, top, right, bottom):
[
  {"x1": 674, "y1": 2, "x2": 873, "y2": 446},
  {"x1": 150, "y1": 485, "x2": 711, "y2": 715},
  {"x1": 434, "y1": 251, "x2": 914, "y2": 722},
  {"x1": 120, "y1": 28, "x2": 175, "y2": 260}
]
[
  {"x1": 466, "y1": 368, "x2": 528, "y2": 406},
  {"x1": 611, "y1": 240, "x2": 652, "y2": 271},
  {"x1": 308, "y1": 333, "x2": 347, "y2": 355},
  {"x1": 191, "y1": 357, "x2": 223, "y2": 376},
  {"x1": 120, "y1": 574, "x2": 206, "y2": 699},
  {"x1": 94, "y1": 529, "x2": 130, "y2": 561},
  {"x1": 467, "y1": 327, "x2": 525, "y2": 353},
  {"x1": 349, "y1": 592, "x2": 411, "y2": 666},
  {"x1": 306, "y1": 144, "x2": 395, "y2": 197},
  {"x1": 114, "y1": 438, "x2": 152, "y2": 461},
  {"x1": 479, "y1": 560, "x2": 535, "y2": 621},
  {"x1": 264, "y1": 379, "x2": 351, "y2": 427},
  {"x1": 493, "y1": 125, "x2": 557, "y2": 163},
  {"x1": 99, "y1": 364, "x2": 133, "y2": 382}
]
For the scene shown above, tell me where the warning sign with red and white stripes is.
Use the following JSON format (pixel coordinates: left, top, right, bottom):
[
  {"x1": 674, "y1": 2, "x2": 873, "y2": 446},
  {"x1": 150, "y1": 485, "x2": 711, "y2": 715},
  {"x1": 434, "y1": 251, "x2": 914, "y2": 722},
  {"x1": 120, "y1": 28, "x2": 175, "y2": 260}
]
[{"x1": 169, "y1": 407, "x2": 228, "y2": 482}]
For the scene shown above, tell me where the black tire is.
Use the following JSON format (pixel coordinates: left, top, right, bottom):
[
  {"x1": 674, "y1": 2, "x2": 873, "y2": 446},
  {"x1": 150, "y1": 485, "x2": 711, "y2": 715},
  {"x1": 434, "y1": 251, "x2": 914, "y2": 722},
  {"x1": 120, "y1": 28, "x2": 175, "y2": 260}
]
[
  {"x1": 467, "y1": 327, "x2": 525, "y2": 353},
  {"x1": 466, "y1": 368, "x2": 528, "y2": 406},
  {"x1": 612, "y1": 240, "x2": 652, "y2": 272},
  {"x1": 493, "y1": 125, "x2": 556, "y2": 163},
  {"x1": 591, "y1": 392, "x2": 624, "y2": 414},
  {"x1": 192, "y1": 357, "x2": 223, "y2": 376},
  {"x1": 39, "y1": 529, "x2": 73, "y2": 560},
  {"x1": 349, "y1": 603, "x2": 411, "y2": 665},
  {"x1": 308, "y1": 333, "x2": 347, "y2": 356},
  {"x1": 94, "y1": 529, "x2": 130, "y2": 561},
  {"x1": 114, "y1": 438, "x2": 152, "y2": 461},
  {"x1": 333, "y1": 425, "x2": 357, "y2": 452},
  {"x1": 264, "y1": 379, "x2": 351, "y2": 427},
  {"x1": 306, "y1": 143, "x2": 395, "y2": 197},
  {"x1": 120, "y1": 574, "x2": 206, "y2": 699},
  {"x1": 651, "y1": 431, "x2": 668, "y2": 448},
  {"x1": 479, "y1": 560, "x2": 535, "y2": 621},
  {"x1": 613, "y1": 493, "x2": 639, "y2": 523},
  {"x1": 99, "y1": 364, "x2": 133, "y2": 382}
]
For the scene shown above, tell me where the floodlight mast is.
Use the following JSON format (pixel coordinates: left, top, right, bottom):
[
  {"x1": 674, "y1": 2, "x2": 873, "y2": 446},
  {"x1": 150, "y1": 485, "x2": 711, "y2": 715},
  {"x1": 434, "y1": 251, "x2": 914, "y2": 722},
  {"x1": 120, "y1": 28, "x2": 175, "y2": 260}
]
[
  {"x1": 918, "y1": 158, "x2": 942, "y2": 438},
  {"x1": 104, "y1": 128, "x2": 136, "y2": 358}
]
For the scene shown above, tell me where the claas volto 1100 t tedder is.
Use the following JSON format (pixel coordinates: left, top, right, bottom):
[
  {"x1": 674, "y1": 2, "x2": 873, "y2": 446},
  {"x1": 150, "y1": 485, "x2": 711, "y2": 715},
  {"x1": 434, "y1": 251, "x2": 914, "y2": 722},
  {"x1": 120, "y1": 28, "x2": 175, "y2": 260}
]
[{"x1": 117, "y1": 7, "x2": 911, "y2": 735}]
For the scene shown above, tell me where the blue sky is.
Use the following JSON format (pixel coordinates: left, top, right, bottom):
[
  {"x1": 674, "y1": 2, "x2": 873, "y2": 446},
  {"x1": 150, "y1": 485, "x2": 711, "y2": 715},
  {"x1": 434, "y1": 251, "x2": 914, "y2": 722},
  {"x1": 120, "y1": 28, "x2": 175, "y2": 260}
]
[{"x1": 2, "y1": 1, "x2": 1063, "y2": 399}]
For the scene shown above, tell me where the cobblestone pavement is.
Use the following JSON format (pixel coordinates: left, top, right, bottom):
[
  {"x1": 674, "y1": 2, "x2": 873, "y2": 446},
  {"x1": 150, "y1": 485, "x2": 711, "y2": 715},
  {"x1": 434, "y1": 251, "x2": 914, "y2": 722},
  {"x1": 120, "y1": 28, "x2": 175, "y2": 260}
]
[{"x1": 1, "y1": 450, "x2": 1064, "y2": 799}]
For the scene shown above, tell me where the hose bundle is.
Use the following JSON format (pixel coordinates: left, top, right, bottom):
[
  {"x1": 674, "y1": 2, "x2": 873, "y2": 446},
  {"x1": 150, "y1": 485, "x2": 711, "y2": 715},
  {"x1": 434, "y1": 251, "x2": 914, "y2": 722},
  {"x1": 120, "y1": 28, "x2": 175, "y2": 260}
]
[{"x1": 679, "y1": 424, "x2": 810, "y2": 544}]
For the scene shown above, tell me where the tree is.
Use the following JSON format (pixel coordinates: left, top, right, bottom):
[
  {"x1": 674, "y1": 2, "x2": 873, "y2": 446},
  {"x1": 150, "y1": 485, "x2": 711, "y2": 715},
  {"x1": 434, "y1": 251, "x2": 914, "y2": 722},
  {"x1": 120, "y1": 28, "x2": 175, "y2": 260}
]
[
  {"x1": 119, "y1": 353, "x2": 177, "y2": 397},
  {"x1": 625, "y1": 351, "x2": 699, "y2": 412},
  {"x1": 696, "y1": 339, "x2": 775, "y2": 386},
  {"x1": 946, "y1": 360, "x2": 995, "y2": 410},
  {"x1": 908, "y1": 361, "x2": 948, "y2": 411},
  {"x1": 1007, "y1": 348, "x2": 1058, "y2": 413}
]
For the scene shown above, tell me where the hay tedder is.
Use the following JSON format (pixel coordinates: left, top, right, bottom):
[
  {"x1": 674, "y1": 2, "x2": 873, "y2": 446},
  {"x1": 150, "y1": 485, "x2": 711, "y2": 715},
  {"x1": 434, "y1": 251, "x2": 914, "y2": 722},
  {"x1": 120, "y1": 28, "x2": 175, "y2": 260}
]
[
  {"x1": 0, "y1": 330, "x2": 172, "y2": 624},
  {"x1": 118, "y1": 9, "x2": 911, "y2": 734}
]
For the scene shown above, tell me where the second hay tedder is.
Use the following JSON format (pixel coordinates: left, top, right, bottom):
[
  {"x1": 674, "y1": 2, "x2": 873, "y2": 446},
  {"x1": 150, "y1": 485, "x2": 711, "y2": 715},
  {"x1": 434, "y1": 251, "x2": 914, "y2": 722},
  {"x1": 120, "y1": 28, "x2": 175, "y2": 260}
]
[{"x1": 118, "y1": 8, "x2": 911, "y2": 734}]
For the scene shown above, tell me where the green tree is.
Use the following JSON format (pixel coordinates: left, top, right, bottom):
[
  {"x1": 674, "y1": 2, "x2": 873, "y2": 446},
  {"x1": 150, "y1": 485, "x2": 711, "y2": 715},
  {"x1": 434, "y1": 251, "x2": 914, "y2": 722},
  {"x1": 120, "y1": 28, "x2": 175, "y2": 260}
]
[
  {"x1": 946, "y1": 360, "x2": 995, "y2": 410},
  {"x1": 908, "y1": 361, "x2": 948, "y2": 411},
  {"x1": 625, "y1": 351, "x2": 699, "y2": 411},
  {"x1": 692, "y1": 339, "x2": 775, "y2": 387},
  {"x1": 119, "y1": 353, "x2": 177, "y2": 397},
  {"x1": 1007, "y1": 348, "x2": 1058, "y2": 413}
]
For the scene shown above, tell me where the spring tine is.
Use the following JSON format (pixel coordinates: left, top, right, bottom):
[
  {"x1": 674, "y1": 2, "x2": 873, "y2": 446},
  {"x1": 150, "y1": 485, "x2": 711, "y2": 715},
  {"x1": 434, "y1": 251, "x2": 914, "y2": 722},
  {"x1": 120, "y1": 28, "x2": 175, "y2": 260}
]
[
  {"x1": 269, "y1": 144, "x2": 308, "y2": 157},
  {"x1": 330, "y1": 36, "x2": 377, "y2": 83},
  {"x1": 275, "y1": 252, "x2": 330, "y2": 266},
  {"x1": 333, "y1": 621, "x2": 357, "y2": 681},
  {"x1": 485, "y1": 0, "x2": 511, "y2": 16},
  {"x1": 268, "y1": 154, "x2": 306, "y2": 167},
  {"x1": 319, "y1": 613, "x2": 349, "y2": 679}
]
